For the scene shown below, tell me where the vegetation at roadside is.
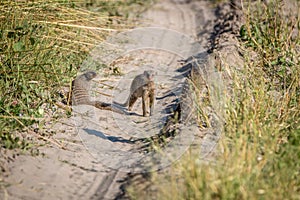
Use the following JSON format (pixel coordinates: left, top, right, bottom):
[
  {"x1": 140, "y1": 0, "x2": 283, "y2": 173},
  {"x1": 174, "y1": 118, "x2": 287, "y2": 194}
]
[
  {"x1": 0, "y1": 0, "x2": 150, "y2": 150},
  {"x1": 129, "y1": 0, "x2": 300, "y2": 199}
]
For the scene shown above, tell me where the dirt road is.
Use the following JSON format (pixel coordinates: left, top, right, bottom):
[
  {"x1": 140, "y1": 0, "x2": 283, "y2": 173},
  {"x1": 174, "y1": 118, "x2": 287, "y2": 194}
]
[{"x1": 1, "y1": 0, "x2": 238, "y2": 199}]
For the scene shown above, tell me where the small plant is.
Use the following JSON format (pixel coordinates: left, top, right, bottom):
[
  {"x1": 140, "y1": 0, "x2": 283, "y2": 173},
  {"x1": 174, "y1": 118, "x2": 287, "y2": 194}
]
[{"x1": 240, "y1": 0, "x2": 300, "y2": 91}]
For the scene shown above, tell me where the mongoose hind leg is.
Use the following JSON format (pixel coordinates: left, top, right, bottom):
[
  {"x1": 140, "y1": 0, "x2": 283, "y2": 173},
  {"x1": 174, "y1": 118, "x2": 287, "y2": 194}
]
[{"x1": 128, "y1": 95, "x2": 138, "y2": 111}]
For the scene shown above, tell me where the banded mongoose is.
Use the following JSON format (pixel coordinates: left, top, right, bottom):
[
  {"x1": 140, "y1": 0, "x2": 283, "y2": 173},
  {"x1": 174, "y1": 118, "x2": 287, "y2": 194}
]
[
  {"x1": 72, "y1": 71, "x2": 124, "y2": 114},
  {"x1": 114, "y1": 70, "x2": 155, "y2": 117}
]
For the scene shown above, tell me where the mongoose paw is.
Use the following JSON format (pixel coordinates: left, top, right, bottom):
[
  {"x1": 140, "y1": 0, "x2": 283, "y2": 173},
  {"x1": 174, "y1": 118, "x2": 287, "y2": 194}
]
[{"x1": 143, "y1": 112, "x2": 150, "y2": 117}]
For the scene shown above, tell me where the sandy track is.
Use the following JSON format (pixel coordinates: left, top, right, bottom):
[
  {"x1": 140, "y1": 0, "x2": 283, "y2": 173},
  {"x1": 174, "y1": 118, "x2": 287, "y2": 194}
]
[{"x1": 1, "y1": 0, "x2": 223, "y2": 199}]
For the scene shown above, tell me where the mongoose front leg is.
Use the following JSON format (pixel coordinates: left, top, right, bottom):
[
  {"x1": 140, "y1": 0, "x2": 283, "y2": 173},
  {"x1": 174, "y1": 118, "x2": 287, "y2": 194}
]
[
  {"x1": 142, "y1": 88, "x2": 149, "y2": 117},
  {"x1": 149, "y1": 88, "x2": 155, "y2": 116}
]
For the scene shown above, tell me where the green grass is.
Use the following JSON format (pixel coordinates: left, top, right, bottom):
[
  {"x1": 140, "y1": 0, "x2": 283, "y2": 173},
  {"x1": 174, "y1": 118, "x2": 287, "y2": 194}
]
[
  {"x1": 0, "y1": 0, "x2": 150, "y2": 149},
  {"x1": 129, "y1": 0, "x2": 300, "y2": 199}
]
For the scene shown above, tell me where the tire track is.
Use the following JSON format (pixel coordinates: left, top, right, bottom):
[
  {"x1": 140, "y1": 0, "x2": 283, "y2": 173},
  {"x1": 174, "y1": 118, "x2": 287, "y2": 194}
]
[{"x1": 89, "y1": 0, "x2": 211, "y2": 199}]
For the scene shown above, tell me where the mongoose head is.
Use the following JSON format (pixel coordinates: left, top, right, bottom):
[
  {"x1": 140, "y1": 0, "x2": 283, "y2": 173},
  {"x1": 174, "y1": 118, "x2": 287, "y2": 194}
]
[
  {"x1": 143, "y1": 70, "x2": 155, "y2": 81},
  {"x1": 82, "y1": 71, "x2": 97, "y2": 81}
]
